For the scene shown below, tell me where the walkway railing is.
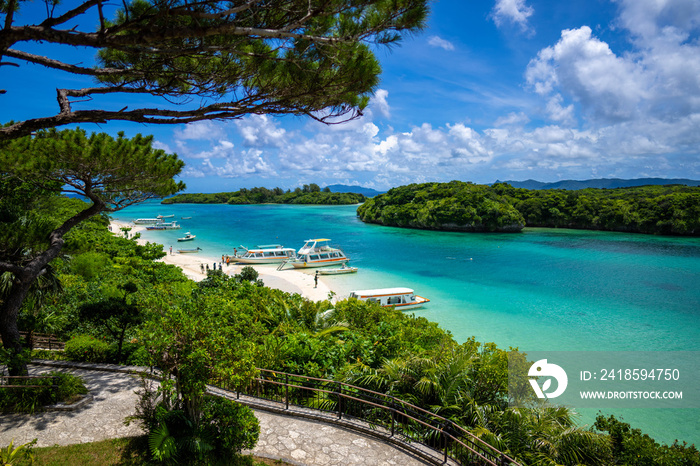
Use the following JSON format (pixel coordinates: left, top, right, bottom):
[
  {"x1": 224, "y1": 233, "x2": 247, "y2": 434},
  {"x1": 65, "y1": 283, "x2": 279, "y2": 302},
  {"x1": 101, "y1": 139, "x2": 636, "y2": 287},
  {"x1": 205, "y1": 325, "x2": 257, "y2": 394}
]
[
  {"x1": 221, "y1": 368, "x2": 521, "y2": 466},
  {"x1": 0, "y1": 332, "x2": 65, "y2": 350}
]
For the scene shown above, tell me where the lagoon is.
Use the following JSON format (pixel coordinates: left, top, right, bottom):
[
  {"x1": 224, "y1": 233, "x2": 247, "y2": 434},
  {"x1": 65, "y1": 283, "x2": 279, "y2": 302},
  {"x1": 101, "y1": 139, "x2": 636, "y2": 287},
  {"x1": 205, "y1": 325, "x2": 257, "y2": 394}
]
[{"x1": 113, "y1": 201, "x2": 700, "y2": 445}]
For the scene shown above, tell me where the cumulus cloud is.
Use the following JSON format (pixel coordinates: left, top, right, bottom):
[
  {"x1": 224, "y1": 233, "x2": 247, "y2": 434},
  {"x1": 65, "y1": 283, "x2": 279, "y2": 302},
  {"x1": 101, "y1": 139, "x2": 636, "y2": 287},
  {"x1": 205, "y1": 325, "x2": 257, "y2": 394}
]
[
  {"x1": 526, "y1": 26, "x2": 648, "y2": 123},
  {"x1": 165, "y1": 0, "x2": 700, "y2": 190},
  {"x1": 371, "y1": 89, "x2": 391, "y2": 118},
  {"x1": 491, "y1": 0, "x2": 535, "y2": 33},
  {"x1": 526, "y1": 0, "x2": 700, "y2": 127},
  {"x1": 234, "y1": 114, "x2": 286, "y2": 147},
  {"x1": 175, "y1": 121, "x2": 226, "y2": 141},
  {"x1": 427, "y1": 35, "x2": 455, "y2": 51}
]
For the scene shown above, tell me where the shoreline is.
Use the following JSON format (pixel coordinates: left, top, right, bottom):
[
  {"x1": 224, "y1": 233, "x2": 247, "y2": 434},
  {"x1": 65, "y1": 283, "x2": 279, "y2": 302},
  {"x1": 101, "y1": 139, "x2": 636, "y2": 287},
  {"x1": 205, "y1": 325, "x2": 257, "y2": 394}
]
[{"x1": 109, "y1": 220, "x2": 335, "y2": 302}]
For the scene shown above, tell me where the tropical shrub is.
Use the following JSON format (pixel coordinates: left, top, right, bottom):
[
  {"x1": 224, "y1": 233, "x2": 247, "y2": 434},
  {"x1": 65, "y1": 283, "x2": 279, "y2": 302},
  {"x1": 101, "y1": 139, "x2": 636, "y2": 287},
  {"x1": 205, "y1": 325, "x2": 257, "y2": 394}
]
[
  {"x1": 0, "y1": 439, "x2": 36, "y2": 465},
  {"x1": 63, "y1": 334, "x2": 112, "y2": 363},
  {"x1": 595, "y1": 414, "x2": 700, "y2": 465},
  {"x1": 200, "y1": 396, "x2": 260, "y2": 454},
  {"x1": 0, "y1": 371, "x2": 87, "y2": 413}
]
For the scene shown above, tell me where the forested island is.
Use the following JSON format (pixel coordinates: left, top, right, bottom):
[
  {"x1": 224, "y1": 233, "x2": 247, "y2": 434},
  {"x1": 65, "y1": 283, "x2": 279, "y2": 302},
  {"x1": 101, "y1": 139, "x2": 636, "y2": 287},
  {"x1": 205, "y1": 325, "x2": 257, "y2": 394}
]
[
  {"x1": 357, "y1": 181, "x2": 700, "y2": 235},
  {"x1": 163, "y1": 184, "x2": 366, "y2": 205}
]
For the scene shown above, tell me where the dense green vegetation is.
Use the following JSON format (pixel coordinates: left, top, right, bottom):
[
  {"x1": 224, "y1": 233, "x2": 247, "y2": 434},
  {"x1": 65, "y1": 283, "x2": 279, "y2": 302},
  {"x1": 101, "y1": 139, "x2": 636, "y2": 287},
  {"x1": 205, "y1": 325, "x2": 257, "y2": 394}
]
[
  {"x1": 2, "y1": 190, "x2": 698, "y2": 464},
  {"x1": 8, "y1": 436, "x2": 282, "y2": 466},
  {"x1": 357, "y1": 181, "x2": 525, "y2": 232},
  {"x1": 357, "y1": 181, "x2": 700, "y2": 235},
  {"x1": 0, "y1": 371, "x2": 87, "y2": 414},
  {"x1": 163, "y1": 184, "x2": 366, "y2": 205}
]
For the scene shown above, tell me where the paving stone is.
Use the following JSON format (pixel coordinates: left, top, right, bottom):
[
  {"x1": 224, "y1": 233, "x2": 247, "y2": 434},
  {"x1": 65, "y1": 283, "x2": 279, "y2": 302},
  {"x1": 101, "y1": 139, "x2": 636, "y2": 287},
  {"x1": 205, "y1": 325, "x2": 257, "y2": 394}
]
[{"x1": 0, "y1": 365, "x2": 432, "y2": 465}]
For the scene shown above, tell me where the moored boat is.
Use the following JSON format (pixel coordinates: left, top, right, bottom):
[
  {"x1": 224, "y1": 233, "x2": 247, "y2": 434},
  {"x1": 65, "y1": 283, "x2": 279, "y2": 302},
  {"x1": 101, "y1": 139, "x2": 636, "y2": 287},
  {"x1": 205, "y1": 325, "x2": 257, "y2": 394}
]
[
  {"x1": 146, "y1": 221, "x2": 181, "y2": 230},
  {"x1": 348, "y1": 288, "x2": 429, "y2": 310},
  {"x1": 157, "y1": 214, "x2": 175, "y2": 219},
  {"x1": 178, "y1": 247, "x2": 202, "y2": 253},
  {"x1": 236, "y1": 244, "x2": 296, "y2": 264},
  {"x1": 318, "y1": 264, "x2": 358, "y2": 275},
  {"x1": 289, "y1": 239, "x2": 350, "y2": 268},
  {"x1": 177, "y1": 232, "x2": 196, "y2": 242},
  {"x1": 133, "y1": 218, "x2": 162, "y2": 225}
]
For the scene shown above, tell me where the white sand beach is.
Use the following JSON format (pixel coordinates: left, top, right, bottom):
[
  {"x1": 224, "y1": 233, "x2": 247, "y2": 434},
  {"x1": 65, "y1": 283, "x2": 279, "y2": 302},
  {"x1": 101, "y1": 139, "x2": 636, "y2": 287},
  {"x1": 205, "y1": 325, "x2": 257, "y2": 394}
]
[{"x1": 110, "y1": 220, "x2": 335, "y2": 302}]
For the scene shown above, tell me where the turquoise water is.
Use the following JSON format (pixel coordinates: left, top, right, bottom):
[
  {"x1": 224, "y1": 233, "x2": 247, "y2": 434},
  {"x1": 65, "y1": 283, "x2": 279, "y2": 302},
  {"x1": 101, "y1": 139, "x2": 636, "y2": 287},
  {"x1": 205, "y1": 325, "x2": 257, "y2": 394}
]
[{"x1": 113, "y1": 201, "x2": 700, "y2": 444}]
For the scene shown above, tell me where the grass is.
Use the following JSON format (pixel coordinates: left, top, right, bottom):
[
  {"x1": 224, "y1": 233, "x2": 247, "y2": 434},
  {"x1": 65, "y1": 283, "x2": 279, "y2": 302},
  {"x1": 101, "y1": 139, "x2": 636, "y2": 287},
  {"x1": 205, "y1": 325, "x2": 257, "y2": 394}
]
[{"x1": 12, "y1": 436, "x2": 290, "y2": 465}]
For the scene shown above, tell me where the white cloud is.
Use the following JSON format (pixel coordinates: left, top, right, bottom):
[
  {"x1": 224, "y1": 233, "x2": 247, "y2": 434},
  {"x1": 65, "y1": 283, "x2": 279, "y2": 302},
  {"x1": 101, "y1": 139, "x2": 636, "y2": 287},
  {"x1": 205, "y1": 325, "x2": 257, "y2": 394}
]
[
  {"x1": 494, "y1": 112, "x2": 531, "y2": 127},
  {"x1": 372, "y1": 89, "x2": 391, "y2": 118},
  {"x1": 526, "y1": 26, "x2": 649, "y2": 123},
  {"x1": 427, "y1": 35, "x2": 455, "y2": 51},
  {"x1": 175, "y1": 121, "x2": 226, "y2": 141},
  {"x1": 491, "y1": 0, "x2": 535, "y2": 33},
  {"x1": 234, "y1": 114, "x2": 286, "y2": 147},
  {"x1": 614, "y1": 0, "x2": 700, "y2": 44}
]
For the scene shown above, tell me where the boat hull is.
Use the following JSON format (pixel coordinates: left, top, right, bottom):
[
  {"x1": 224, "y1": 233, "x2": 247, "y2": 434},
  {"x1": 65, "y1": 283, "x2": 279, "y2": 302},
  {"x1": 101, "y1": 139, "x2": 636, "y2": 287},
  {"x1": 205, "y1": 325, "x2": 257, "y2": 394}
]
[
  {"x1": 290, "y1": 258, "x2": 349, "y2": 268},
  {"x1": 318, "y1": 266, "x2": 358, "y2": 275},
  {"x1": 385, "y1": 296, "x2": 430, "y2": 310}
]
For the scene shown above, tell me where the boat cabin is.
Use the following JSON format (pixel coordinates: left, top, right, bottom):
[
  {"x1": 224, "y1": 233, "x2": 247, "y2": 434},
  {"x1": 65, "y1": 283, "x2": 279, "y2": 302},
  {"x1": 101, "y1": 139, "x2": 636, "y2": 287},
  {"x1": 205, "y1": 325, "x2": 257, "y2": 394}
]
[
  {"x1": 292, "y1": 238, "x2": 349, "y2": 268},
  {"x1": 242, "y1": 249, "x2": 295, "y2": 260}
]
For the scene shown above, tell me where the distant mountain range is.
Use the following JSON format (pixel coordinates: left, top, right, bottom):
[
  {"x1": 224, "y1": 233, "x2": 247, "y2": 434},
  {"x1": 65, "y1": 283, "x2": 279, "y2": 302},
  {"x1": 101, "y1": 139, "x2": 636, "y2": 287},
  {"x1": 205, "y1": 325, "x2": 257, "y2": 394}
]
[
  {"x1": 494, "y1": 178, "x2": 700, "y2": 190},
  {"x1": 326, "y1": 184, "x2": 385, "y2": 197}
]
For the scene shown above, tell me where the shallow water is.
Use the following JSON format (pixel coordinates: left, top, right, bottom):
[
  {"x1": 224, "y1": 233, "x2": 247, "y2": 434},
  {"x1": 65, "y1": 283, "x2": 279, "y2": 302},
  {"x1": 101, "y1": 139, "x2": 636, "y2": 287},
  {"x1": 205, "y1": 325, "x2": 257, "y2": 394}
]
[{"x1": 113, "y1": 201, "x2": 700, "y2": 444}]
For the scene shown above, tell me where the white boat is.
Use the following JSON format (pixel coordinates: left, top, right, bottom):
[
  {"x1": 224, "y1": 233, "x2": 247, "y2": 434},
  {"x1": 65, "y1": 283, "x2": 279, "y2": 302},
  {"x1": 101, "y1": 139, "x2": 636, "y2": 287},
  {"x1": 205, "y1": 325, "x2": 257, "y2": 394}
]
[
  {"x1": 236, "y1": 244, "x2": 296, "y2": 264},
  {"x1": 290, "y1": 239, "x2": 350, "y2": 269},
  {"x1": 181, "y1": 216, "x2": 192, "y2": 219},
  {"x1": 348, "y1": 288, "x2": 430, "y2": 310},
  {"x1": 133, "y1": 218, "x2": 162, "y2": 225},
  {"x1": 157, "y1": 214, "x2": 175, "y2": 219},
  {"x1": 177, "y1": 232, "x2": 196, "y2": 242},
  {"x1": 178, "y1": 247, "x2": 202, "y2": 253},
  {"x1": 146, "y1": 221, "x2": 181, "y2": 230},
  {"x1": 318, "y1": 264, "x2": 358, "y2": 275}
]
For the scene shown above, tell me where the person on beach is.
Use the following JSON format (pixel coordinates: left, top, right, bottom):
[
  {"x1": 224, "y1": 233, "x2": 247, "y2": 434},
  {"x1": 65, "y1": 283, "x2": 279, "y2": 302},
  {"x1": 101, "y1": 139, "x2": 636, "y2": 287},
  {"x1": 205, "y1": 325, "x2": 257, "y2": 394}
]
[
  {"x1": 170, "y1": 245, "x2": 172, "y2": 255},
  {"x1": 200, "y1": 264, "x2": 204, "y2": 273},
  {"x1": 314, "y1": 271, "x2": 318, "y2": 288},
  {"x1": 206, "y1": 264, "x2": 209, "y2": 271}
]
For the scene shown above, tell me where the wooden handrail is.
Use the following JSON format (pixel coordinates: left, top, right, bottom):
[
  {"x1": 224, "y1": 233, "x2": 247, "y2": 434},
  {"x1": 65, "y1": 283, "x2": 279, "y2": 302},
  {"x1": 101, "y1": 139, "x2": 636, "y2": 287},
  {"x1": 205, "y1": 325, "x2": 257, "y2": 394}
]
[{"x1": 228, "y1": 368, "x2": 521, "y2": 466}]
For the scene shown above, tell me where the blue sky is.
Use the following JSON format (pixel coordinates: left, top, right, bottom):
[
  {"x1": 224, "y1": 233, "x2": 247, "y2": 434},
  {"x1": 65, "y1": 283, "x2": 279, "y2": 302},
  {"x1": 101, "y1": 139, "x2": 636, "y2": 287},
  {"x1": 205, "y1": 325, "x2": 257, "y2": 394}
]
[{"x1": 3, "y1": 0, "x2": 700, "y2": 192}]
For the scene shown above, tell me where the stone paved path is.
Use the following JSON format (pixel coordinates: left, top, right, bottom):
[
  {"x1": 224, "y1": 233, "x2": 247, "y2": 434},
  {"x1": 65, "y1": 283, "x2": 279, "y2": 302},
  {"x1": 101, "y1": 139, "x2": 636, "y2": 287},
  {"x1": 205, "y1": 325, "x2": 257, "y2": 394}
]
[{"x1": 0, "y1": 365, "x2": 431, "y2": 465}]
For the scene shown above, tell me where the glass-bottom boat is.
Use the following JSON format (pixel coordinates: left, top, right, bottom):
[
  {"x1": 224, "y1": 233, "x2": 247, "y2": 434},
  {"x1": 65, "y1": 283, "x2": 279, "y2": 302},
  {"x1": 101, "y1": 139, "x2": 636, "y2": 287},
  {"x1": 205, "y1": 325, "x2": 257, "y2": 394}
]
[
  {"x1": 236, "y1": 245, "x2": 296, "y2": 264},
  {"x1": 348, "y1": 288, "x2": 430, "y2": 310},
  {"x1": 290, "y1": 239, "x2": 350, "y2": 268}
]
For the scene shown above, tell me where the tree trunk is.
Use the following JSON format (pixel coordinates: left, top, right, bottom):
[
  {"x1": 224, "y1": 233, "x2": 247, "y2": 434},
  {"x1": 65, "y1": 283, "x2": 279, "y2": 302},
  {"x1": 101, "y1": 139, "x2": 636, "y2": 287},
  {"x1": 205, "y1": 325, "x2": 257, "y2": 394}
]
[
  {"x1": 0, "y1": 200, "x2": 104, "y2": 376},
  {"x1": 0, "y1": 279, "x2": 33, "y2": 376}
]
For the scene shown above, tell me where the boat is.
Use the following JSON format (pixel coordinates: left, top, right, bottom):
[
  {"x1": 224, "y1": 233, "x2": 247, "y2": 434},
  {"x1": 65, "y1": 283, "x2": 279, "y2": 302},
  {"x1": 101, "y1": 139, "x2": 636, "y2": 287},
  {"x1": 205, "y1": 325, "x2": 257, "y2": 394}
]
[
  {"x1": 177, "y1": 232, "x2": 196, "y2": 242},
  {"x1": 236, "y1": 244, "x2": 296, "y2": 264},
  {"x1": 318, "y1": 264, "x2": 358, "y2": 275},
  {"x1": 289, "y1": 239, "x2": 350, "y2": 268},
  {"x1": 178, "y1": 247, "x2": 202, "y2": 253},
  {"x1": 348, "y1": 288, "x2": 430, "y2": 310},
  {"x1": 181, "y1": 216, "x2": 192, "y2": 220},
  {"x1": 133, "y1": 218, "x2": 163, "y2": 225},
  {"x1": 146, "y1": 221, "x2": 181, "y2": 230},
  {"x1": 157, "y1": 214, "x2": 174, "y2": 219}
]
